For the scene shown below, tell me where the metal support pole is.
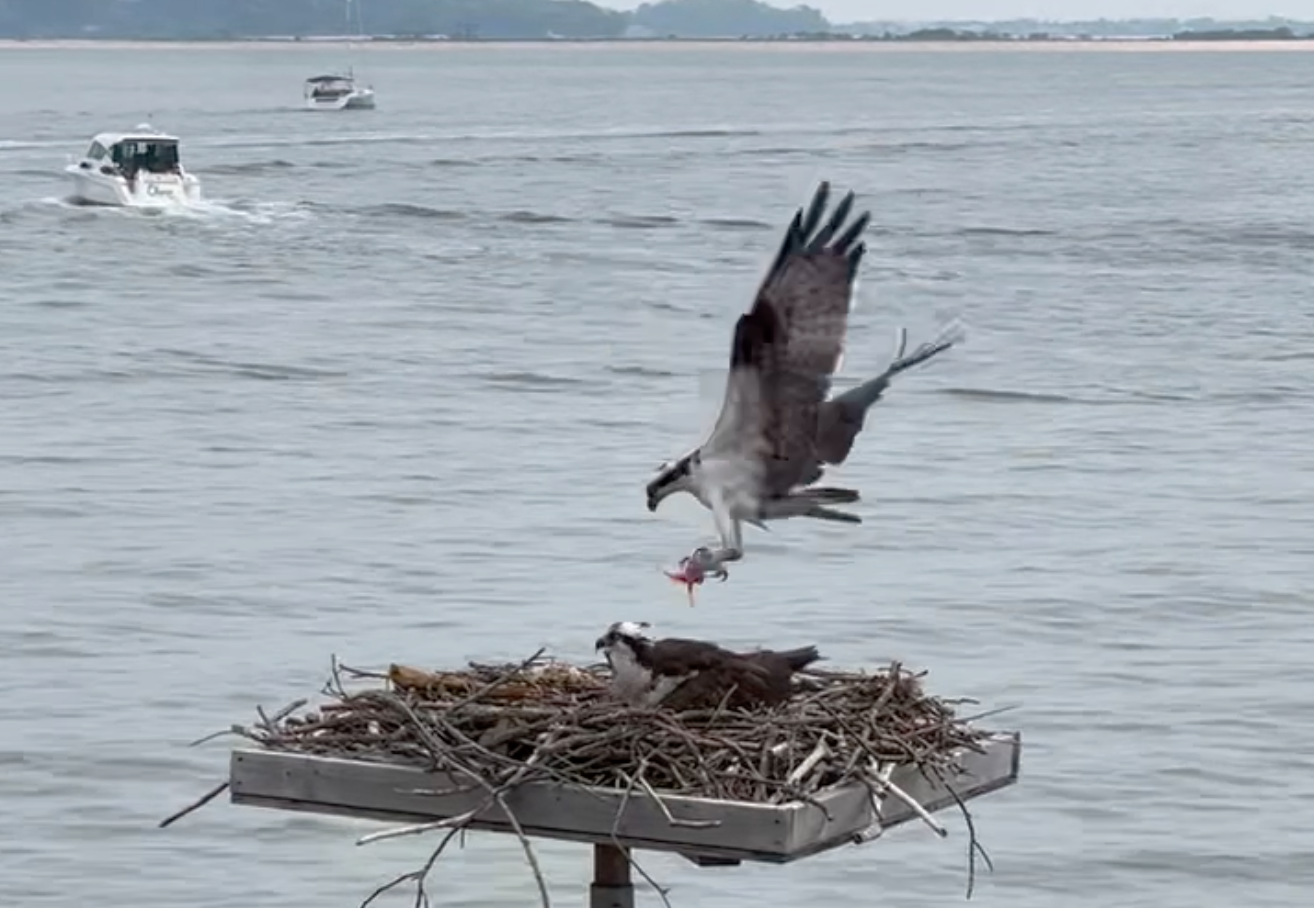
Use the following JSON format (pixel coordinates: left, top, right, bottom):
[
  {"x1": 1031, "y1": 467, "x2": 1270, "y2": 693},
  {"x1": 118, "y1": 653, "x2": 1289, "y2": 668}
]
[{"x1": 589, "y1": 843, "x2": 634, "y2": 908}]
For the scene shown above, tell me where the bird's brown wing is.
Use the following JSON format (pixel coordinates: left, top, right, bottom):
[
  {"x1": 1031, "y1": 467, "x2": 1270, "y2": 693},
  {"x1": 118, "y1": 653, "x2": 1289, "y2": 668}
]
[
  {"x1": 648, "y1": 638, "x2": 761, "y2": 677},
  {"x1": 703, "y1": 182, "x2": 870, "y2": 501},
  {"x1": 659, "y1": 659, "x2": 777, "y2": 712}
]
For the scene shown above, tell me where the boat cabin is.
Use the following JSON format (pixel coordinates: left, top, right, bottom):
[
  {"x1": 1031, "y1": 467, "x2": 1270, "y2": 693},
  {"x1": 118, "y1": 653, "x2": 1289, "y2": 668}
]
[
  {"x1": 304, "y1": 74, "x2": 356, "y2": 100},
  {"x1": 80, "y1": 130, "x2": 182, "y2": 179}
]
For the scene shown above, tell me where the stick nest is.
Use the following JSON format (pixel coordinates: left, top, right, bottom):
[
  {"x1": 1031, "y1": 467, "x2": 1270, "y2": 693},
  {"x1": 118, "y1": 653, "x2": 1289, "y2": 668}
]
[
  {"x1": 164, "y1": 650, "x2": 1007, "y2": 907},
  {"x1": 240, "y1": 650, "x2": 990, "y2": 804}
]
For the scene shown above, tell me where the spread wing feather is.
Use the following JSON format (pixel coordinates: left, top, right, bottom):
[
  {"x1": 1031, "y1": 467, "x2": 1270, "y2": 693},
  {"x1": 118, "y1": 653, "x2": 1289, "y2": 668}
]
[{"x1": 702, "y1": 181, "x2": 869, "y2": 505}]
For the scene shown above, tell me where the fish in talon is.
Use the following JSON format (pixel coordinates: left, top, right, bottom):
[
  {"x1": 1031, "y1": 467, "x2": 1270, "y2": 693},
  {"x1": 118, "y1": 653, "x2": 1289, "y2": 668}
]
[
  {"x1": 663, "y1": 565, "x2": 701, "y2": 605},
  {"x1": 662, "y1": 556, "x2": 708, "y2": 605},
  {"x1": 687, "y1": 547, "x2": 730, "y2": 583},
  {"x1": 663, "y1": 548, "x2": 733, "y2": 605}
]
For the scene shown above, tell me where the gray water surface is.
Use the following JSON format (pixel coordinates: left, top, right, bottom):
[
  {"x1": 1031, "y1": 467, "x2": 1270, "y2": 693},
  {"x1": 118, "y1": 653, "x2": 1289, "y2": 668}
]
[{"x1": 2, "y1": 42, "x2": 1313, "y2": 908}]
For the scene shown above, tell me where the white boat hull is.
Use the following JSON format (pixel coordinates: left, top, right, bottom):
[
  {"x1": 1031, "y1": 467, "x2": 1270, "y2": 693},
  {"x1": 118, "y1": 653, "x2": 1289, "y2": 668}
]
[
  {"x1": 64, "y1": 164, "x2": 201, "y2": 208},
  {"x1": 305, "y1": 87, "x2": 376, "y2": 111}
]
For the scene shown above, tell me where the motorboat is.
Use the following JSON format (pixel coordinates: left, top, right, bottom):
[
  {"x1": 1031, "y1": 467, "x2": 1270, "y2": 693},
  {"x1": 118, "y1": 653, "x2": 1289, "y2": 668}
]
[
  {"x1": 303, "y1": 0, "x2": 376, "y2": 111},
  {"x1": 303, "y1": 72, "x2": 376, "y2": 111},
  {"x1": 64, "y1": 124, "x2": 201, "y2": 208}
]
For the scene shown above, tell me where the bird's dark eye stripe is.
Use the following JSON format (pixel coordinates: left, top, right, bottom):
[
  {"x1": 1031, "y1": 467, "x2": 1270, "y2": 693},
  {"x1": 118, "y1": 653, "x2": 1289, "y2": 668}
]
[{"x1": 653, "y1": 457, "x2": 695, "y2": 485}]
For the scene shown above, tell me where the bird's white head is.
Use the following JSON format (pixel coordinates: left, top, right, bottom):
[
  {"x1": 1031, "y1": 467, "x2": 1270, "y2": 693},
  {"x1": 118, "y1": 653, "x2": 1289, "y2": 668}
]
[
  {"x1": 595, "y1": 621, "x2": 657, "y2": 702},
  {"x1": 646, "y1": 449, "x2": 700, "y2": 513},
  {"x1": 595, "y1": 620, "x2": 652, "y2": 658}
]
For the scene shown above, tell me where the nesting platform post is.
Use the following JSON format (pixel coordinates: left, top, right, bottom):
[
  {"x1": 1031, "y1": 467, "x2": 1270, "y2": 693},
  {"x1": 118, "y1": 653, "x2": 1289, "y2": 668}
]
[{"x1": 591, "y1": 844, "x2": 634, "y2": 908}]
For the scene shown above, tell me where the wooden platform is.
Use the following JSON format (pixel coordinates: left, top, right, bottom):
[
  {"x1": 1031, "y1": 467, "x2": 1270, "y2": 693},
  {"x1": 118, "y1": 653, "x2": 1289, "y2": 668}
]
[{"x1": 229, "y1": 731, "x2": 1020, "y2": 865}]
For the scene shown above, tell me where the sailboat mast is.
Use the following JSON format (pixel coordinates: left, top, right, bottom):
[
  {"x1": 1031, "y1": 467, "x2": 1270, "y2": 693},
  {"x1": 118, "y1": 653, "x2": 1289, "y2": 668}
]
[{"x1": 345, "y1": 0, "x2": 360, "y2": 81}]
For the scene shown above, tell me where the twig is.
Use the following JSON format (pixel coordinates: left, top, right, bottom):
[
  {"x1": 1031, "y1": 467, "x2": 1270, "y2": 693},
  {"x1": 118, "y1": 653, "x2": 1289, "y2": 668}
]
[
  {"x1": 359, "y1": 826, "x2": 462, "y2": 908},
  {"x1": 439, "y1": 647, "x2": 548, "y2": 713},
  {"x1": 944, "y1": 782, "x2": 994, "y2": 900},
  {"x1": 357, "y1": 729, "x2": 557, "y2": 907},
  {"x1": 493, "y1": 788, "x2": 552, "y2": 908},
  {"x1": 324, "y1": 652, "x2": 347, "y2": 698},
  {"x1": 403, "y1": 783, "x2": 479, "y2": 798},
  {"x1": 256, "y1": 698, "x2": 308, "y2": 734},
  {"x1": 786, "y1": 741, "x2": 830, "y2": 787},
  {"x1": 355, "y1": 808, "x2": 479, "y2": 846},
  {"x1": 885, "y1": 778, "x2": 947, "y2": 837},
  {"x1": 158, "y1": 781, "x2": 229, "y2": 829},
  {"x1": 186, "y1": 725, "x2": 245, "y2": 748},
  {"x1": 611, "y1": 762, "x2": 673, "y2": 908},
  {"x1": 637, "y1": 773, "x2": 721, "y2": 829},
  {"x1": 868, "y1": 760, "x2": 947, "y2": 838},
  {"x1": 340, "y1": 662, "x2": 389, "y2": 680}
]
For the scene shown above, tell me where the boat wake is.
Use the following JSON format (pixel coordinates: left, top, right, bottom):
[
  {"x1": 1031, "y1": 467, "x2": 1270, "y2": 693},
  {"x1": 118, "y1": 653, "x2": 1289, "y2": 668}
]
[
  {"x1": 153, "y1": 197, "x2": 313, "y2": 225},
  {"x1": 14, "y1": 194, "x2": 312, "y2": 227}
]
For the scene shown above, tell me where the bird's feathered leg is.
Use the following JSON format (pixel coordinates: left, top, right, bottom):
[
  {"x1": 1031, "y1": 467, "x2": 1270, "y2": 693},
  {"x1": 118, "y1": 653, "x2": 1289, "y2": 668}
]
[{"x1": 681, "y1": 490, "x2": 743, "y2": 583}]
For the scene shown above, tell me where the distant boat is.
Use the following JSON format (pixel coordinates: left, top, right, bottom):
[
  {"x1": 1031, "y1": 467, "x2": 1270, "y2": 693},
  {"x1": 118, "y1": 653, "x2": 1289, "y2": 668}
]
[
  {"x1": 64, "y1": 124, "x2": 202, "y2": 208},
  {"x1": 304, "y1": 0, "x2": 376, "y2": 112},
  {"x1": 303, "y1": 71, "x2": 376, "y2": 111}
]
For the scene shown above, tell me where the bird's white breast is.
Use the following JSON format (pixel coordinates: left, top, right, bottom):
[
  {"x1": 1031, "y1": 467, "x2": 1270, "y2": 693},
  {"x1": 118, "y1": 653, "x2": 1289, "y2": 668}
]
[
  {"x1": 694, "y1": 451, "x2": 760, "y2": 519},
  {"x1": 645, "y1": 672, "x2": 696, "y2": 706},
  {"x1": 606, "y1": 645, "x2": 655, "y2": 704},
  {"x1": 685, "y1": 459, "x2": 714, "y2": 509},
  {"x1": 605, "y1": 645, "x2": 697, "y2": 707}
]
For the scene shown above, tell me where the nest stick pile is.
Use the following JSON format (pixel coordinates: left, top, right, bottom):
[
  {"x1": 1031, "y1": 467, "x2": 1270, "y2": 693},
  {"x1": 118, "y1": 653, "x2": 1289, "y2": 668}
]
[
  {"x1": 162, "y1": 651, "x2": 1004, "y2": 908},
  {"x1": 238, "y1": 650, "x2": 989, "y2": 805}
]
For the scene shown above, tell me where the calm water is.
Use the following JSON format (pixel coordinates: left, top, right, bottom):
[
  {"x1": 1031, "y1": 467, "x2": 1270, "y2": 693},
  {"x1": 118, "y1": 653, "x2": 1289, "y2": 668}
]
[{"x1": 2, "y1": 41, "x2": 1313, "y2": 908}]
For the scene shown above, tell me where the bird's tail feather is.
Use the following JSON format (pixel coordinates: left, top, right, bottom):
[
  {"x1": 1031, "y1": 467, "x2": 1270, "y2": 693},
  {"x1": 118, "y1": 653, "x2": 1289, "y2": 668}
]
[
  {"x1": 797, "y1": 486, "x2": 860, "y2": 505},
  {"x1": 760, "y1": 488, "x2": 861, "y2": 523},
  {"x1": 772, "y1": 645, "x2": 823, "y2": 672},
  {"x1": 806, "y1": 505, "x2": 862, "y2": 524}
]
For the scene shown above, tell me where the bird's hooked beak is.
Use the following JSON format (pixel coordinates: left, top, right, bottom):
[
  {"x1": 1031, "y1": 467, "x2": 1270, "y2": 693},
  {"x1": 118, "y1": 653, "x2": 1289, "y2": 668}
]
[
  {"x1": 594, "y1": 636, "x2": 607, "y2": 652},
  {"x1": 646, "y1": 477, "x2": 675, "y2": 513},
  {"x1": 646, "y1": 459, "x2": 681, "y2": 513},
  {"x1": 646, "y1": 482, "x2": 666, "y2": 513}
]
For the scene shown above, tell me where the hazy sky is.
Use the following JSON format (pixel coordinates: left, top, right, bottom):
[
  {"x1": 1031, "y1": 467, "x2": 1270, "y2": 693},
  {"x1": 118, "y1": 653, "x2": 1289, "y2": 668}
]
[{"x1": 603, "y1": 1, "x2": 1311, "y2": 21}]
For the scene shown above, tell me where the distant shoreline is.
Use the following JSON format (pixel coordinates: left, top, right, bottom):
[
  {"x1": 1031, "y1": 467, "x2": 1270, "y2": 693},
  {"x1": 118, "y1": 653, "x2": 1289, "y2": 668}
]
[{"x1": 2, "y1": 38, "x2": 1314, "y2": 52}]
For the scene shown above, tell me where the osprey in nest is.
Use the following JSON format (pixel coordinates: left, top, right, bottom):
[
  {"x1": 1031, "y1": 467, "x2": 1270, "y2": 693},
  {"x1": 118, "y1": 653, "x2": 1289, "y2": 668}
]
[
  {"x1": 645, "y1": 181, "x2": 962, "y2": 599},
  {"x1": 594, "y1": 620, "x2": 821, "y2": 711}
]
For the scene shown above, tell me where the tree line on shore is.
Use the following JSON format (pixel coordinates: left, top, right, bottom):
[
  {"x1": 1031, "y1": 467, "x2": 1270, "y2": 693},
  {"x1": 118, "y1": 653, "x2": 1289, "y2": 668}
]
[{"x1": 1, "y1": 0, "x2": 1310, "y2": 42}]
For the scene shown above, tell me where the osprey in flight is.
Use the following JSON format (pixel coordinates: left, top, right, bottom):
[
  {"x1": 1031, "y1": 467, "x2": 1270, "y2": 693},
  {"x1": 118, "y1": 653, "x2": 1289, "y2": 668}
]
[
  {"x1": 594, "y1": 620, "x2": 822, "y2": 711},
  {"x1": 645, "y1": 181, "x2": 961, "y2": 589}
]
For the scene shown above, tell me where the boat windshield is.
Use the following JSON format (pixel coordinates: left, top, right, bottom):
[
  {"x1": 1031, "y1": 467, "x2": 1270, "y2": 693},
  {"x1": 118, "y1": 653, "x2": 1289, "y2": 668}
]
[
  {"x1": 111, "y1": 140, "x2": 180, "y2": 175},
  {"x1": 309, "y1": 80, "x2": 353, "y2": 98}
]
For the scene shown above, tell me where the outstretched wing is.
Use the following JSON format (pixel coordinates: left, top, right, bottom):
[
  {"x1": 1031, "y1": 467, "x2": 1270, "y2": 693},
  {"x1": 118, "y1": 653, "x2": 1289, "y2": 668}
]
[{"x1": 701, "y1": 181, "x2": 869, "y2": 506}]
